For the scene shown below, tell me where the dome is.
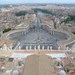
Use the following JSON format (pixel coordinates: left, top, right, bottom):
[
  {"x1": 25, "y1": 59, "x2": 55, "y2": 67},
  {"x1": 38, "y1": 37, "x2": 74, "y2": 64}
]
[
  {"x1": 59, "y1": 70, "x2": 66, "y2": 75},
  {"x1": 12, "y1": 70, "x2": 19, "y2": 75},
  {"x1": 18, "y1": 57, "x2": 22, "y2": 62},
  {"x1": 56, "y1": 58, "x2": 61, "y2": 62}
]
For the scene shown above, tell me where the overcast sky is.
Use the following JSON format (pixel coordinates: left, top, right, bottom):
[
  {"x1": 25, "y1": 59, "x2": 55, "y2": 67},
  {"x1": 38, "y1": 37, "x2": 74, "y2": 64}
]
[{"x1": 0, "y1": 0, "x2": 75, "y2": 4}]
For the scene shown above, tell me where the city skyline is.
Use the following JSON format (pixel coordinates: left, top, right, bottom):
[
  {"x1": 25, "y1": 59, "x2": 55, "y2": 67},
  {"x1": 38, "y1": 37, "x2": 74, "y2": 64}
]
[{"x1": 0, "y1": 0, "x2": 75, "y2": 4}]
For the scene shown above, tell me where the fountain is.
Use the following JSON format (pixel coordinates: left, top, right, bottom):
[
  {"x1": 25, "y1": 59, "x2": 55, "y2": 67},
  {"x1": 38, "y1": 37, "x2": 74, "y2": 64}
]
[
  {"x1": 34, "y1": 46, "x2": 36, "y2": 50},
  {"x1": 42, "y1": 46, "x2": 44, "y2": 50}
]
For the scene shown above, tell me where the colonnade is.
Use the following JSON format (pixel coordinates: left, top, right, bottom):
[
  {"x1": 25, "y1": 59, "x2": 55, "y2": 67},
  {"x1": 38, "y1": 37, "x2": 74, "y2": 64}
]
[{"x1": 18, "y1": 45, "x2": 62, "y2": 50}]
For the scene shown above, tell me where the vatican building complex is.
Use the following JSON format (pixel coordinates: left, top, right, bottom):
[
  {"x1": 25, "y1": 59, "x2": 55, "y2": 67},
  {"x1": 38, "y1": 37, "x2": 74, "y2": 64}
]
[{"x1": 0, "y1": 4, "x2": 75, "y2": 75}]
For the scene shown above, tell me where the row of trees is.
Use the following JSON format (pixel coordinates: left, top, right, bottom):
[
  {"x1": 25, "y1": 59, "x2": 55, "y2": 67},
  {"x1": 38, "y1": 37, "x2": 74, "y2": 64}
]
[
  {"x1": 15, "y1": 11, "x2": 27, "y2": 16},
  {"x1": 15, "y1": 9, "x2": 54, "y2": 16},
  {"x1": 3, "y1": 28, "x2": 11, "y2": 33},
  {"x1": 61, "y1": 15, "x2": 75, "y2": 24},
  {"x1": 32, "y1": 8, "x2": 54, "y2": 15}
]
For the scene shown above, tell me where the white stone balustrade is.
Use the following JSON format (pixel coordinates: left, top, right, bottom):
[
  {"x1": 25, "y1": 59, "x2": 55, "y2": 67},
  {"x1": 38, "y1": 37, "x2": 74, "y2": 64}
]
[
  {"x1": 50, "y1": 46, "x2": 52, "y2": 50},
  {"x1": 58, "y1": 46, "x2": 61, "y2": 50},
  {"x1": 26, "y1": 46, "x2": 28, "y2": 50},
  {"x1": 34, "y1": 46, "x2": 36, "y2": 50},
  {"x1": 29, "y1": 46, "x2": 31, "y2": 50},
  {"x1": 38, "y1": 45, "x2": 40, "y2": 50},
  {"x1": 42, "y1": 46, "x2": 44, "y2": 50},
  {"x1": 47, "y1": 46, "x2": 49, "y2": 50}
]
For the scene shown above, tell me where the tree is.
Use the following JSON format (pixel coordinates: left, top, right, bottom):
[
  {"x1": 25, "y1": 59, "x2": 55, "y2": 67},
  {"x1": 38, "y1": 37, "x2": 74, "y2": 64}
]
[
  {"x1": 15, "y1": 11, "x2": 27, "y2": 16},
  {"x1": 32, "y1": 8, "x2": 54, "y2": 15},
  {"x1": 3, "y1": 28, "x2": 11, "y2": 33}
]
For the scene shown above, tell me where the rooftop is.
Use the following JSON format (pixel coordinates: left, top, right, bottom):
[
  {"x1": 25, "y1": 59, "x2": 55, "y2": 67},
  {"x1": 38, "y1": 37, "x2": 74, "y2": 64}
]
[{"x1": 0, "y1": 50, "x2": 74, "y2": 75}]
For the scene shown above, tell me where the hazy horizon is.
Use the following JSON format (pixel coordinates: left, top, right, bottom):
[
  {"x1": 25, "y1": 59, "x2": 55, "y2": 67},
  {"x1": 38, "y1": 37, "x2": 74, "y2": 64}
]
[{"x1": 0, "y1": 0, "x2": 75, "y2": 4}]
